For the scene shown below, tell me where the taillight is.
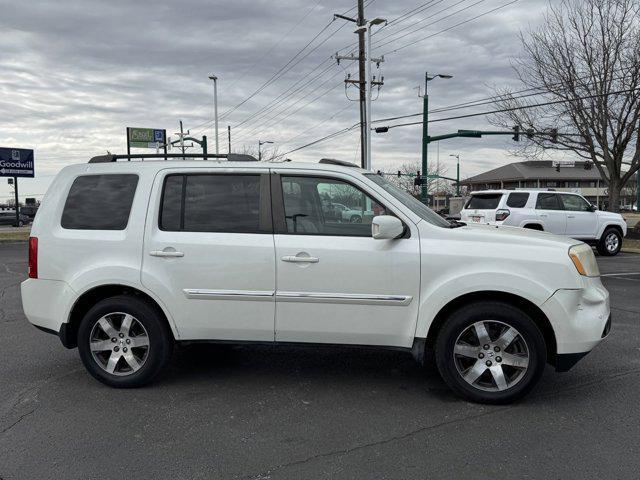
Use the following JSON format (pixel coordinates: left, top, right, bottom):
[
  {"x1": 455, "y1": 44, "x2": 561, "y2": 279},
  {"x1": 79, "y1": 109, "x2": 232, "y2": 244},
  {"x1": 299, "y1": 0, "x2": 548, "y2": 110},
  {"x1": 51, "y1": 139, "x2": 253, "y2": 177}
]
[
  {"x1": 28, "y1": 236, "x2": 38, "y2": 279},
  {"x1": 495, "y1": 209, "x2": 510, "y2": 222}
]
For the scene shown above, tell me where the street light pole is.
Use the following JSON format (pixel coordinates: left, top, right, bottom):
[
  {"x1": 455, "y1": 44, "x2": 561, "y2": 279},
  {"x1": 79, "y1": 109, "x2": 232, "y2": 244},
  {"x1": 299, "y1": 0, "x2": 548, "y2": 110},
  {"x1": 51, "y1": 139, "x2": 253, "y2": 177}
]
[
  {"x1": 449, "y1": 154, "x2": 460, "y2": 195},
  {"x1": 420, "y1": 72, "x2": 453, "y2": 205},
  {"x1": 258, "y1": 140, "x2": 273, "y2": 162},
  {"x1": 208, "y1": 75, "x2": 219, "y2": 154}
]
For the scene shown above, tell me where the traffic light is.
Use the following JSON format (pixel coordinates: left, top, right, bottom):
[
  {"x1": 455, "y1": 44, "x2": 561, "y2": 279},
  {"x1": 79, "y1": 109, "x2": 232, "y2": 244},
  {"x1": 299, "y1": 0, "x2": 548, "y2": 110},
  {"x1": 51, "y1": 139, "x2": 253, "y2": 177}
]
[
  {"x1": 550, "y1": 128, "x2": 558, "y2": 143},
  {"x1": 512, "y1": 125, "x2": 520, "y2": 141},
  {"x1": 526, "y1": 128, "x2": 534, "y2": 139},
  {"x1": 584, "y1": 162, "x2": 592, "y2": 170},
  {"x1": 556, "y1": 164, "x2": 561, "y2": 172},
  {"x1": 397, "y1": 170, "x2": 401, "y2": 178}
]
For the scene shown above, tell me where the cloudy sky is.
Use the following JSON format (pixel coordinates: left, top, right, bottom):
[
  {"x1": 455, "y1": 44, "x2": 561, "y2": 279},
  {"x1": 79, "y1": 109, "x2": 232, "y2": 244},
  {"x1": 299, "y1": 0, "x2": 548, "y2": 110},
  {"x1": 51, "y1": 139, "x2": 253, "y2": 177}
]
[{"x1": 0, "y1": 0, "x2": 557, "y2": 203}]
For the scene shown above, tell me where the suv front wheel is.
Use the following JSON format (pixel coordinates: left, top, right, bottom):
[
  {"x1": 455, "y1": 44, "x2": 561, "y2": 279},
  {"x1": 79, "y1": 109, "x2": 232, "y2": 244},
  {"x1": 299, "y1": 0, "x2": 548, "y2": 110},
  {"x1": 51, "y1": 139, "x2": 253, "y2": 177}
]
[
  {"x1": 77, "y1": 295, "x2": 173, "y2": 387},
  {"x1": 597, "y1": 227, "x2": 622, "y2": 256},
  {"x1": 435, "y1": 301, "x2": 546, "y2": 404}
]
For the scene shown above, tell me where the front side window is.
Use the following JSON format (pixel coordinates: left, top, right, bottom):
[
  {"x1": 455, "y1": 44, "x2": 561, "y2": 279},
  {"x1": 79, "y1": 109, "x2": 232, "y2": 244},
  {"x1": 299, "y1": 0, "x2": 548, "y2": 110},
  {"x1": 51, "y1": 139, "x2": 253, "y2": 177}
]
[
  {"x1": 506, "y1": 192, "x2": 530, "y2": 208},
  {"x1": 160, "y1": 174, "x2": 266, "y2": 233},
  {"x1": 62, "y1": 174, "x2": 138, "y2": 230},
  {"x1": 560, "y1": 194, "x2": 591, "y2": 211},
  {"x1": 280, "y1": 176, "x2": 387, "y2": 236},
  {"x1": 535, "y1": 193, "x2": 561, "y2": 210}
]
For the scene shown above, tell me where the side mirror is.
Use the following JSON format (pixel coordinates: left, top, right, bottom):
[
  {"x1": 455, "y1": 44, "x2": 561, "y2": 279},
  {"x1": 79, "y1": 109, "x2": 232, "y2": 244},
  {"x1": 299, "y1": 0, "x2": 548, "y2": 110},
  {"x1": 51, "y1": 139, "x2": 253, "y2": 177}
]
[
  {"x1": 372, "y1": 215, "x2": 404, "y2": 239},
  {"x1": 589, "y1": 204, "x2": 598, "y2": 212}
]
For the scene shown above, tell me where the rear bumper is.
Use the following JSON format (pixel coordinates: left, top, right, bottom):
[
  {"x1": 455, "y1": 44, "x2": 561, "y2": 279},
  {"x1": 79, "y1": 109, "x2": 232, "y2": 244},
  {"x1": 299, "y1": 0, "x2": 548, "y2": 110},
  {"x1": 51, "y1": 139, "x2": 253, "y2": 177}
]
[{"x1": 21, "y1": 278, "x2": 77, "y2": 342}]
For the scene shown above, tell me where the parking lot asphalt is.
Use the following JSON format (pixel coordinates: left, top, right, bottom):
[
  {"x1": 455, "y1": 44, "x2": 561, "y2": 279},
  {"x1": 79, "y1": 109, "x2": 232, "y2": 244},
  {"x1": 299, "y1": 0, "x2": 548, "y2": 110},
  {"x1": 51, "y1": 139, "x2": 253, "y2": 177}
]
[{"x1": 1, "y1": 242, "x2": 639, "y2": 479}]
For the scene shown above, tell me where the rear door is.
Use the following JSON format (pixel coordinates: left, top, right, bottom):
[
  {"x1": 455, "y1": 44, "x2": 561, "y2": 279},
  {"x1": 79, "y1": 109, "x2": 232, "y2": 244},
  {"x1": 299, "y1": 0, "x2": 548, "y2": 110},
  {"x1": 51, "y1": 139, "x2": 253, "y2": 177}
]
[
  {"x1": 535, "y1": 193, "x2": 566, "y2": 234},
  {"x1": 559, "y1": 193, "x2": 598, "y2": 237},
  {"x1": 271, "y1": 171, "x2": 420, "y2": 348},
  {"x1": 461, "y1": 193, "x2": 503, "y2": 224},
  {"x1": 141, "y1": 168, "x2": 276, "y2": 341}
]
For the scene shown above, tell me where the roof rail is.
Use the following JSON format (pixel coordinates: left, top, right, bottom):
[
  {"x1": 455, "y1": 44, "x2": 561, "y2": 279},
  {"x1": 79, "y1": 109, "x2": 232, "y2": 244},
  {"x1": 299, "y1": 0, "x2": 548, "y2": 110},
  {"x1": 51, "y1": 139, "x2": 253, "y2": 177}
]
[
  {"x1": 88, "y1": 153, "x2": 258, "y2": 163},
  {"x1": 318, "y1": 158, "x2": 360, "y2": 168}
]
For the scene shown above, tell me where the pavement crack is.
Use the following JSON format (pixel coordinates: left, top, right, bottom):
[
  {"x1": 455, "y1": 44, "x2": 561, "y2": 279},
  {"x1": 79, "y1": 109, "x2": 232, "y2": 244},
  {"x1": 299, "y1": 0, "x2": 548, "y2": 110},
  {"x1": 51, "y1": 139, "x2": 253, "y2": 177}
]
[{"x1": 1, "y1": 408, "x2": 36, "y2": 435}]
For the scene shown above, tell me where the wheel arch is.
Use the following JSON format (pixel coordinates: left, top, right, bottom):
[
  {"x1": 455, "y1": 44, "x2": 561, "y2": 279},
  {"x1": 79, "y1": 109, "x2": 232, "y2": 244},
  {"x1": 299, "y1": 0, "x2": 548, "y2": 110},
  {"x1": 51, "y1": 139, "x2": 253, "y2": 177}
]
[
  {"x1": 424, "y1": 291, "x2": 557, "y2": 364},
  {"x1": 521, "y1": 222, "x2": 544, "y2": 231},
  {"x1": 598, "y1": 223, "x2": 623, "y2": 239},
  {"x1": 65, "y1": 284, "x2": 177, "y2": 349}
]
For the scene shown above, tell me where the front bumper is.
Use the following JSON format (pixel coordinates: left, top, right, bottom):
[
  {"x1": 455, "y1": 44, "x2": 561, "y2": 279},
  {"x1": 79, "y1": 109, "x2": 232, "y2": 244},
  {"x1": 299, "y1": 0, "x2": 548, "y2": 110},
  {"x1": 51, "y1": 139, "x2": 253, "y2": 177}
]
[{"x1": 541, "y1": 277, "x2": 611, "y2": 370}]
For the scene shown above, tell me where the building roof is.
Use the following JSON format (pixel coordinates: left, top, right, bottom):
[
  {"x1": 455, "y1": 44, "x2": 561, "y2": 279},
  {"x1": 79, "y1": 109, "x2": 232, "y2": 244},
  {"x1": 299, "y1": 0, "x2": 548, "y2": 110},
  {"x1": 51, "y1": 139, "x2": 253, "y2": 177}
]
[{"x1": 460, "y1": 160, "x2": 601, "y2": 185}]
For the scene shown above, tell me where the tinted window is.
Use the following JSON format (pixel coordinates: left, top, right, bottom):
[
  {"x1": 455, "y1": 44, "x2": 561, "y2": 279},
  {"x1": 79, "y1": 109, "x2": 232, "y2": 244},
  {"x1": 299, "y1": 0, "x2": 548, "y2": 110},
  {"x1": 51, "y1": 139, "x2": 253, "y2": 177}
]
[
  {"x1": 466, "y1": 194, "x2": 502, "y2": 209},
  {"x1": 62, "y1": 174, "x2": 138, "y2": 230},
  {"x1": 160, "y1": 174, "x2": 265, "y2": 233},
  {"x1": 281, "y1": 176, "x2": 387, "y2": 236},
  {"x1": 536, "y1": 193, "x2": 561, "y2": 210},
  {"x1": 560, "y1": 194, "x2": 591, "y2": 211},
  {"x1": 506, "y1": 192, "x2": 530, "y2": 208}
]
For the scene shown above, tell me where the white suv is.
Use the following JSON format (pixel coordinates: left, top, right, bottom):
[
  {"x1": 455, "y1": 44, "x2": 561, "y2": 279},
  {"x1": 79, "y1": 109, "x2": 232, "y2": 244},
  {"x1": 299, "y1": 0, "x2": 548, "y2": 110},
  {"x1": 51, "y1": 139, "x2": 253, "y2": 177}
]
[
  {"x1": 460, "y1": 190, "x2": 627, "y2": 256},
  {"x1": 21, "y1": 155, "x2": 611, "y2": 404}
]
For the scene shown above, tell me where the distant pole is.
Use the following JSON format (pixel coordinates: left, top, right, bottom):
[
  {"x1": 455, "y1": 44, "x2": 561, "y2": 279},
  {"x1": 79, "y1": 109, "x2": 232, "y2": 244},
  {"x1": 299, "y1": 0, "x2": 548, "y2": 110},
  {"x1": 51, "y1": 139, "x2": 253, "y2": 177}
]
[
  {"x1": 258, "y1": 140, "x2": 261, "y2": 162},
  {"x1": 228, "y1": 125, "x2": 231, "y2": 153},
  {"x1": 179, "y1": 120, "x2": 185, "y2": 160},
  {"x1": 364, "y1": 24, "x2": 373, "y2": 170},
  {"x1": 13, "y1": 177, "x2": 19, "y2": 227},
  {"x1": 202, "y1": 135, "x2": 208, "y2": 155},
  {"x1": 209, "y1": 75, "x2": 219, "y2": 154}
]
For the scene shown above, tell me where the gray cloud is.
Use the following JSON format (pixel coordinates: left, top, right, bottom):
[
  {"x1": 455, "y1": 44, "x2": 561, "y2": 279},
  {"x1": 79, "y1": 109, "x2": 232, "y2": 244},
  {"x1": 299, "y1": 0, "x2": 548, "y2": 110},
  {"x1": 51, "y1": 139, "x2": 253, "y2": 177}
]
[{"x1": 0, "y1": 0, "x2": 550, "y2": 201}]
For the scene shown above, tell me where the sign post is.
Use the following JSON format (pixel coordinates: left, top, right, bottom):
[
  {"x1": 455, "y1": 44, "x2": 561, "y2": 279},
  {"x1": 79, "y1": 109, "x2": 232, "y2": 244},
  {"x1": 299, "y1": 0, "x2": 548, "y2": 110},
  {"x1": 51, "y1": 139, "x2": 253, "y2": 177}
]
[{"x1": 0, "y1": 147, "x2": 35, "y2": 227}]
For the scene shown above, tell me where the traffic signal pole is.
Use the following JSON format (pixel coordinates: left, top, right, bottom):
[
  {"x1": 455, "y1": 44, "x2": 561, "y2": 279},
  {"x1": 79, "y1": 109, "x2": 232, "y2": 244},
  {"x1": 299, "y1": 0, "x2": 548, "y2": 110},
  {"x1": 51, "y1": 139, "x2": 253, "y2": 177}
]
[{"x1": 421, "y1": 73, "x2": 429, "y2": 204}]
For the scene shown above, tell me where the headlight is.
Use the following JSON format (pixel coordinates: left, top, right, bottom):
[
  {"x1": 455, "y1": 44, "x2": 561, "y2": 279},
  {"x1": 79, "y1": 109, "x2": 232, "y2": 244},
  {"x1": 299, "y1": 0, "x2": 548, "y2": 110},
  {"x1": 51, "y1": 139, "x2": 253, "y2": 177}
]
[{"x1": 569, "y1": 243, "x2": 600, "y2": 277}]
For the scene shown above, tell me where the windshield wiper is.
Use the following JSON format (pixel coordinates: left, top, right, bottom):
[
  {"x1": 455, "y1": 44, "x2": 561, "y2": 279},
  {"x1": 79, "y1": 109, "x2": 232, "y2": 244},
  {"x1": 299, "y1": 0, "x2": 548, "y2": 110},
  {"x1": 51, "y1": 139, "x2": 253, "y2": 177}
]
[{"x1": 449, "y1": 220, "x2": 466, "y2": 228}]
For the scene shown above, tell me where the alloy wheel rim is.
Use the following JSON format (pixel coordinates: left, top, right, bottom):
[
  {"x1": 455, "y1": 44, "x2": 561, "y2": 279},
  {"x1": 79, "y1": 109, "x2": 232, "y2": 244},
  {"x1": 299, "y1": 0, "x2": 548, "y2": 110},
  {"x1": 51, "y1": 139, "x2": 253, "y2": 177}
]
[
  {"x1": 605, "y1": 233, "x2": 619, "y2": 252},
  {"x1": 89, "y1": 312, "x2": 150, "y2": 376},
  {"x1": 453, "y1": 320, "x2": 529, "y2": 392}
]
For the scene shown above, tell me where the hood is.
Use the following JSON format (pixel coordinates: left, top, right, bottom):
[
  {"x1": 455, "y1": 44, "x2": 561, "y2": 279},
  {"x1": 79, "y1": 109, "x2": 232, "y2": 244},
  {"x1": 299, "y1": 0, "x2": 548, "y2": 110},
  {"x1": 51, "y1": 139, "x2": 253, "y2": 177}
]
[
  {"x1": 453, "y1": 222, "x2": 582, "y2": 248},
  {"x1": 597, "y1": 210, "x2": 623, "y2": 221}
]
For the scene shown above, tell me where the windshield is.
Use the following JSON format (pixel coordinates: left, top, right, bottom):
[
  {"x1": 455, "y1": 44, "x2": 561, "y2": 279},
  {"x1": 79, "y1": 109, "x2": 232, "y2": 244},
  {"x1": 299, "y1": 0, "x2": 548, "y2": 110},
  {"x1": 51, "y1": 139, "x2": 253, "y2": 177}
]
[{"x1": 364, "y1": 173, "x2": 452, "y2": 228}]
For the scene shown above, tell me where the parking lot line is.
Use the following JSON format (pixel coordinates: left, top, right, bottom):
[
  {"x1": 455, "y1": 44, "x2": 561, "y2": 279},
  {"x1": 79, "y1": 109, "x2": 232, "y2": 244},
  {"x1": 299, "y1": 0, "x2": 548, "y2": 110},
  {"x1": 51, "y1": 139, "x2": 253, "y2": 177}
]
[{"x1": 600, "y1": 272, "x2": 640, "y2": 276}]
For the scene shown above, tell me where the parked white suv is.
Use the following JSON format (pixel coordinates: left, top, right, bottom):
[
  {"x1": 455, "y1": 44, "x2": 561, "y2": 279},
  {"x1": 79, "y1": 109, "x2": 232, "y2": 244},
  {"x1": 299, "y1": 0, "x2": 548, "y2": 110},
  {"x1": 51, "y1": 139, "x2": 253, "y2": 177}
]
[
  {"x1": 460, "y1": 190, "x2": 627, "y2": 256},
  {"x1": 21, "y1": 155, "x2": 611, "y2": 404}
]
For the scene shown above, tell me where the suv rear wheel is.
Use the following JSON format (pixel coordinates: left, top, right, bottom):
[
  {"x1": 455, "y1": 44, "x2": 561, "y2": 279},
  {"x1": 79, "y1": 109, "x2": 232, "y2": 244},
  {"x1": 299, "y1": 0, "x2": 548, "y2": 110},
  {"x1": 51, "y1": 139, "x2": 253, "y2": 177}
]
[
  {"x1": 435, "y1": 301, "x2": 546, "y2": 404},
  {"x1": 597, "y1": 227, "x2": 622, "y2": 256},
  {"x1": 77, "y1": 295, "x2": 173, "y2": 387}
]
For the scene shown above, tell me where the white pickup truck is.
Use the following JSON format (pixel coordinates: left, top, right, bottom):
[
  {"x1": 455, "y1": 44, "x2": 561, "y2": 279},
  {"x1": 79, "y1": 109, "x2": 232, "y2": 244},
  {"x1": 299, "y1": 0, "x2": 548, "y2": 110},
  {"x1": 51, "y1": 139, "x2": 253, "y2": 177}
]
[{"x1": 460, "y1": 190, "x2": 627, "y2": 256}]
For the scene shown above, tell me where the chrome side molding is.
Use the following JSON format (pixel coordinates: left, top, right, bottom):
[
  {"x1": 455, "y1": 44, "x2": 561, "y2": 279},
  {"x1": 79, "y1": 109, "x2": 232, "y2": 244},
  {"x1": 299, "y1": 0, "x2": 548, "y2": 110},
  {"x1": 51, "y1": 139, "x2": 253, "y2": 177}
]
[
  {"x1": 183, "y1": 289, "x2": 274, "y2": 301},
  {"x1": 276, "y1": 292, "x2": 412, "y2": 306}
]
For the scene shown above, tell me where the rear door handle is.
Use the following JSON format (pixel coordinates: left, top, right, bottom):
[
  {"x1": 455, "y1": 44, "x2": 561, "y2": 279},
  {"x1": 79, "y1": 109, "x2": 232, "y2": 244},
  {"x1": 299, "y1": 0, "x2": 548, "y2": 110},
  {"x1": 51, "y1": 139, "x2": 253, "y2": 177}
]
[
  {"x1": 150, "y1": 250, "x2": 184, "y2": 258},
  {"x1": 281, "y1": 255, "x2": 319, "y2": 263}
]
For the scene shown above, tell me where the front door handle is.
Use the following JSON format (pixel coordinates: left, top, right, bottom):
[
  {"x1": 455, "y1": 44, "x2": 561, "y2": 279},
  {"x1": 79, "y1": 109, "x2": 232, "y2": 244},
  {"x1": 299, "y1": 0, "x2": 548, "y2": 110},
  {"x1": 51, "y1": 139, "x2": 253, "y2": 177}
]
[
  {"x1": 567, "y1": 215, "x2": 575, "y2": 218},
  {"x1": 539, "y1": 214, "x2": 548, "y2": 217},
  {"x1": 150, "y1": 250, "x2": 184, "y2": 258},
  {"x1": 281, "y1": 255, "x2": 319, "y2": 263}
]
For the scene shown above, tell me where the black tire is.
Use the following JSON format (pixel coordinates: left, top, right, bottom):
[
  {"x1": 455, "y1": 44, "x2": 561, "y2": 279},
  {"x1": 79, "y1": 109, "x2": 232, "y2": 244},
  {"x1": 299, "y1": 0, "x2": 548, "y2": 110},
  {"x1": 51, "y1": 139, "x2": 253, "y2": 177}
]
[
  {"x1": 77, "y1": 295, "x2": 173, "y2": 387},
  {"x1": 596, "y1": 227, "x2": 622, "y2": 256},
  {"x1": 350, "y1": 214, "x2": 362, "y2": 224},
  {"x1": 18, "y1": 220, "x2": 24, "y2": 227},
  {"x1": 435, "y1": 301, "x2": 546, "y2": 404}
]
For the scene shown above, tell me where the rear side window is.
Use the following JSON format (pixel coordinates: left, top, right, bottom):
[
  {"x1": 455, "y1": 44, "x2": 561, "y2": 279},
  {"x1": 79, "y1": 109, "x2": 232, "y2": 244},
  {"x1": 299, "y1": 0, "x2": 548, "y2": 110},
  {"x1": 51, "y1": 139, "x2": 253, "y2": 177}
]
[
  {"x1": 160, "y1": 174, "x2": 268, "y2": 233},
  {"x1": 466, "y1": 194, "x2": 502, "y2": 209},
  {"x1": 535, "y1": 193, "x2": 562, "y2": 210},
  {"x1": 506, "y1": 192, "x2": 530, "y2": 208},
  {"x1": 61, "y1": 174, "x2": 138, "y2": 230}
]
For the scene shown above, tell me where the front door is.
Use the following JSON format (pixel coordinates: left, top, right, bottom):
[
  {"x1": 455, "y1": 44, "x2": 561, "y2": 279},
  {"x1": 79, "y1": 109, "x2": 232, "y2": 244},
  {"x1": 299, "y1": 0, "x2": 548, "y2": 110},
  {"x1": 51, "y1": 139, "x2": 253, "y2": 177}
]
[
  {"x1": 142, "y1": 169, "x2": 276, "y2": 341},
  {"x1": 559, "y1": 193, "x2": 598, "y2": 237},
  {"x1": 535, "y1": 192, "x2": 566, "y2": 234},
  {"x1": 271, "y1": 172, "x2": 421, "y2": 348}
]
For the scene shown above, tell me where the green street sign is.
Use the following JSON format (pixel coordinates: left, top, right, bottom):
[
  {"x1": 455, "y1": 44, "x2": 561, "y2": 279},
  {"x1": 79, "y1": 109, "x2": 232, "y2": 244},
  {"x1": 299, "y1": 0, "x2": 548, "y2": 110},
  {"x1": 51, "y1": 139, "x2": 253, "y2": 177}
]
[{"x1": 128, "y1": 127, "x2": 166, "y2": 148}]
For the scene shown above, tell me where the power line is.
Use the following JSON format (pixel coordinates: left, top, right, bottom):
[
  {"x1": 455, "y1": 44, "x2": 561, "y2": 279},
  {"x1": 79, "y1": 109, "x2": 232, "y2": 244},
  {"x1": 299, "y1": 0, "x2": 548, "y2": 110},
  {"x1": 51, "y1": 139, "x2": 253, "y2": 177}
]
[{"x1": 381, "y1": 0, "x2": 521, "y2": 56}]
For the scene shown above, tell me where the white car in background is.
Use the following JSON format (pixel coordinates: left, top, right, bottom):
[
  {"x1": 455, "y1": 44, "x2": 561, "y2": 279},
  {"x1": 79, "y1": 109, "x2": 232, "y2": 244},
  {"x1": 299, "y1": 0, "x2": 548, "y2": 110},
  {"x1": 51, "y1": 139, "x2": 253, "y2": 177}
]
[{"x1": 460, "y1": 190, "x2": 627, "y2": 256}]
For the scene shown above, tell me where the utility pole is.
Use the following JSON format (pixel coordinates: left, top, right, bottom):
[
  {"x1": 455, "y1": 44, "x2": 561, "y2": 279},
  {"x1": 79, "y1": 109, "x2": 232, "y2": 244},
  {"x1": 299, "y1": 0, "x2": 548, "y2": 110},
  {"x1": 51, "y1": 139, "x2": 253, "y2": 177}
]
[
  {"x1": 334, "y1": 9, "x2": 386, "y2": 170},
  {"x1": 175, "y1": 120, "x2": 188, "y2": 160},
  {"x1": 228, "y1": 125, "x2": 231, "y2": 153},
  {"x1": 449, "y1": 154, "x2": 460, "y2": 195}
]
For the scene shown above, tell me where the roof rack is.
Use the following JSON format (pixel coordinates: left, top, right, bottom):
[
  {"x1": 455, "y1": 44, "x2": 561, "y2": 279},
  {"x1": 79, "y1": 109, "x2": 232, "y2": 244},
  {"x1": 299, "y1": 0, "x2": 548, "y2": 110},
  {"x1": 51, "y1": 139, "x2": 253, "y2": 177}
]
[
  {"x1": 88, "y1": 153, "x2": 258, "y2": 163},
  {"x1": 318, "y1": 158, "x2": 360, "y2": 168}
]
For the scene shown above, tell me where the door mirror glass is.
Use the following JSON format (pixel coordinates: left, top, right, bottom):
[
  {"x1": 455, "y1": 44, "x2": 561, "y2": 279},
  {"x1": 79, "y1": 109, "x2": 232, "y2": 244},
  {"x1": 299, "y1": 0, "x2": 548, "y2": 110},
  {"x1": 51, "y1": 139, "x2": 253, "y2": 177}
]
[{"x1": 372, "y1": 215, "x2": 404, "y2": 239}]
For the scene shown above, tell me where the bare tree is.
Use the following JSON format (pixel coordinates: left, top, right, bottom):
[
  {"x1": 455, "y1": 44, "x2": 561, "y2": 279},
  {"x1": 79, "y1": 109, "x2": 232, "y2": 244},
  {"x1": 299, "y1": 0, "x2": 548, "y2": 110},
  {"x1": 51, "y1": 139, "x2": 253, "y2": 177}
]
[
  {"x1": 492, "y1": 0, "x2": 640, "y2": 212},
  {"x1": 233, "y1": 145, "x2": 283, "y2": 162},
  {"x1": 386, "y1": 161, "x2": 454, "y2": 197}
]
